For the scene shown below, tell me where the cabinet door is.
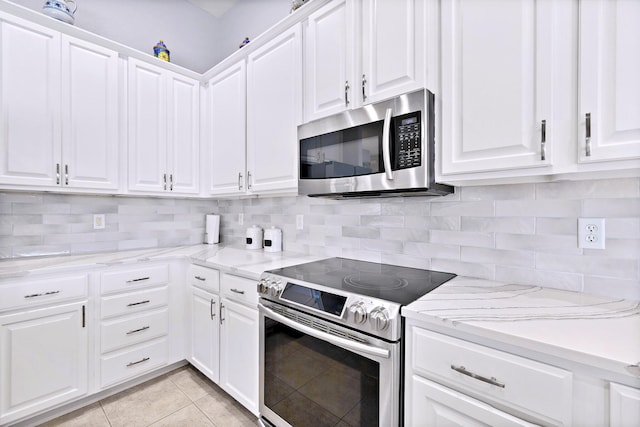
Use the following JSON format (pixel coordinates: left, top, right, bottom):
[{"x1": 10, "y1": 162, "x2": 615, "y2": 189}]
[
  {"x1": 303, "y1": 0, "x2": 352, "y2": 122},
  {"x1": 440, "y1": 0, "x2": 553, "y2": 175},
  {"x1": 408, "y1": 375, "x2": 536, "y2": 427},
  {"x1": 219, "y1": 298, "x2": 258, "y2": 415},
  {"x1": 0, "y1": 14, "x2": 61, "y2": 187},
  {"x1": 360, "y1": 0, "x2": 425, "y2": 104},
  {"x1": 0, "y1": 301, "x2": 88, "y2": 425},
  {"x1": 610, "y1": 383, "x2": 640, "y2": 427},
  {"x1": 61, "y1": 36, "x2": 119, "y2": 190},
  {"x1": 208, "y1": 61, "x2": 247, "y2": 196},
  {"x1": 127, "y1": 58, "x2": 167, "y2": 193},
  {"x1": 578, "y1": 0, "x2": 640, "y2": 163},
  {"x1": 246, "y1": 24, "x2": 302, "y2": 195},
  {"x1": 167, "y1": 72, "x2": 200, "y2": 194},
  {"x1": 190, "y1": 287, "x2": 220, "y2": 384}
]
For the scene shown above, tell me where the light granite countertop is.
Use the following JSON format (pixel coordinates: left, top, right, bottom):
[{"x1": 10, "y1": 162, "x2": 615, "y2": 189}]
[
  {"x1": 0, "y1": 244, "x2": 323, "y2": 281},
  {"x1": 403, "y1": 276, "x2": 640, "y2": 384}
]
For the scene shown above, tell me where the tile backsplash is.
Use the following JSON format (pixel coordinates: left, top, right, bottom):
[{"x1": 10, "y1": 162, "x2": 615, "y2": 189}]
[{"x1": 2, "y1": 177, "x2": 639, "y2": 300}]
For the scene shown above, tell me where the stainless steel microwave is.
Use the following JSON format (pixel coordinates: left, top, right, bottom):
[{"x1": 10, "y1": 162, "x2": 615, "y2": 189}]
[{"x1": 297, "y1": 90, "x2": 452, "y2": 198}]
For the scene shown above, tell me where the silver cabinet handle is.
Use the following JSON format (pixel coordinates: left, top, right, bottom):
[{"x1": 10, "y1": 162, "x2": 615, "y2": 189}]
[
  {"x1": 126, "y1": 277, "x2": 150, "y2": 283},
  {"x1": 210, "y1": 299, "x2": 216, "y2": 320},
  {"x1": 585, "y1": 112, "x2": 591, "y2": 157},
  {"x1": 230, "y1": 288, "x2": 245, "y2": 295},
  {"x1": 64, "y1": 164, "x2": 69, "y2": 185},
  {"x1": 194, "y1": 276, "x2": 206, "y2": 281},
  {"x1": 626, "y1": 363, "x2": 640, "y2": 376},
  {"x1": 126, "y1": 326, "x2": 150, "y2": 335},
  {"x1": 126, "y1": 357, "x2": 150, "y2": 367},
  {"x1": 382, "y1": 108, "x2": 393, "y2": 180},
  {"x1": 362, "y1": 74, "x2": 367, "y2": 102},
  {"x1": 247, "y1": 171, "x2": 252, "y2": 190},
  {"x1": 220, "y1": 303, "x2": 225, "y2": 324},
  {"x1": 451, "y1": 365, "x2": 505, "y2": 388},
  {"x1": 345, "y1": 80, "x2": 350, "y2": 107},
  {"x1": 56, "y1": 163, "x2": 60, "y2": 185},
  {"x1": 541, "y1": 119, "x2": 547, "y2": 161},
  {"x1": 163, "y1": 173, "x2": 167, "y2": 190},
  {"x1": 169, "y1": 174, "x2": 173, "y2": 191},
  {"x1": 127, "y1": 300, "x2": 150, "y2": 307},
  {"x1": 238, "y1": 172, "x2": 243, "y2": 190},
  {"x1": 25, "y1": 290, "x2": 61, "y2": 298}
]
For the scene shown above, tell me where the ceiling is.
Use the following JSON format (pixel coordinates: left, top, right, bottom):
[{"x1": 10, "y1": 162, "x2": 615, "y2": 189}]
[{"x1": 187, "y1": 0, "x2": 239, "y2": 18}]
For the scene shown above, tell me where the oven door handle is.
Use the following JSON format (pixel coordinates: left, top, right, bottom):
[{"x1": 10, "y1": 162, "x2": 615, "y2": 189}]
[{"x1": 260, "y1": 303, "x2": 390, "y2": 359}]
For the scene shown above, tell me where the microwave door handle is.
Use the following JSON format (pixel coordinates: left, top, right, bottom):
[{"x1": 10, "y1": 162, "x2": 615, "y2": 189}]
[{"x1": 382, "y1": 108, "x2": 394, "y2": 180}]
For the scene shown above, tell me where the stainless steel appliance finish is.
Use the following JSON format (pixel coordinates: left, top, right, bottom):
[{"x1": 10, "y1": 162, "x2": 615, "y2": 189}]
[
  {"x1": 297, "y1": 89, "x2": 452, "y2": 198},
  {"x1": 257, "y1": 258, "x2": 456, "y2": 427}
]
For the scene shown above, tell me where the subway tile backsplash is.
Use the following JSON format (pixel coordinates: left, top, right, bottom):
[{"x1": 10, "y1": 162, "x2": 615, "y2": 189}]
[{"x1": 1, "y1": 177, "x2": 639, "y2": 300}]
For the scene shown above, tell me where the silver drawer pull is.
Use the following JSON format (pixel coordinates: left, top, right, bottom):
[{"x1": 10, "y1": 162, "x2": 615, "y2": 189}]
[
  {"x1": 194, "y1": 276, "x2": 206, "y2": 281},
  {"x1": 626, "y1": 363, "x2": 640, "y2": 376},
  {"x1": 24, "y1": 290, "x2": 60, "y2": 298},
  {"x1": 126, "y1": 277, "x2": 150, "y2": 283},
  {"x1": 127, "y1": 300, "x2": 150, "y2": 307},
  {"x1": 126, "y1": 326, "x2": 150, "y2": 335},
  {"x1": 451, "y1": 365, "x2": 505, "y2": 388},
  {"x1": 230, "y1": 288, "x2": 245, "y2": 295},
  {"x1": 126, "y1": 357, "x2": 150, "y2": 367}
]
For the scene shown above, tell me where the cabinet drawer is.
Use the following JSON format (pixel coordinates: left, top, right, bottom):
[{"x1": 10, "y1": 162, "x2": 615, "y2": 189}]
[
  {"x1": 100, "y1": 338, "x2": 168, "y2": 388},
  {"x1": 101, "y1": 308, "x2": 169, "y2": 353},
  {"x1": 221, "y1": 273, "x2": 257, "y2": 307},
  {"x1": 188, "y1": 264, "x2": 220, "y2": 293},
  {"x1": 101, "y1": 286, "x2": 168, "y2": 319},
  {"x1": 0, "y1": 274, "x2": 88, "y2": 312},
  {"x1": 101, "y1": 264, "x2": 168, "y2": 295},
  {"x1": 410, "y1": 328, "x2": 572, "y2": 426}
]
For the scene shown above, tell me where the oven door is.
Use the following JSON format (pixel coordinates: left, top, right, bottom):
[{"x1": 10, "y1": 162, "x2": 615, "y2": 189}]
[{"x1": 258, "y1": 300, "x2": 400, "y2": 427}]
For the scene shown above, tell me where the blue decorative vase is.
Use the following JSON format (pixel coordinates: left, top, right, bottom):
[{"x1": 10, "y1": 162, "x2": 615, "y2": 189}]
[{"x1": 153, "y1": 40, "x2": 170, "y2": 62}]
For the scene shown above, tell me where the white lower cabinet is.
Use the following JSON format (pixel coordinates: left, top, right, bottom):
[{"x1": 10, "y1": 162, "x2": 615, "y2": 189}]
[
  {"x1": 405, "y1": 323, "x2": 573, "y2": 427},
  {"x1": 98, "y1": 264, "x2": 171, "y2": 388},
  {"x1": 189, "y1": 286, "x2": 220, "y2": 383},
  {"x1": 0, "y1": 272, "x2": 89, "y2": 426},
  {"x1": 610, "y1": 382, "x2": 640, "y2": 427}
]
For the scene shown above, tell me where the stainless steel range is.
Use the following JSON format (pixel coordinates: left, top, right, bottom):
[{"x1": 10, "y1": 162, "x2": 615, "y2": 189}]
[{"x1": 257, "y1": 258, "x2": 456, "y2": 427}]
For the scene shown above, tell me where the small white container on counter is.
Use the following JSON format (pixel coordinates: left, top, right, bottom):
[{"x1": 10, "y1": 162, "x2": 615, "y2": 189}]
[
  {"x1": 246, "y1": 225, "x2": 263, "y2": 250},
  {"x1": 263, "y1": 226, "x2": 282, "y2": 252}
]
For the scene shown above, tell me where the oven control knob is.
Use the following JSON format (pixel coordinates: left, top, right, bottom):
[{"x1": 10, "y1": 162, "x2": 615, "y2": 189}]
[
  {"x1": 348, "y1": 302, "x2": 367, "y2": 324},
  {"x1": 269, "y1": 281, "x2": 281, "y2": 297},
  {"x1": 257, "y1": 279, "x2": 268, "y2": 294},
  {"x1": 369, "y1": 306, "x2": 389, "y2": 331}
]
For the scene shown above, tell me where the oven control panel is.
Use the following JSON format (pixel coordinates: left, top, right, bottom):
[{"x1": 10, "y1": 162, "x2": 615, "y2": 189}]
[{"x1": 257, "y1": 273, "x2": 401, "y2": 341}]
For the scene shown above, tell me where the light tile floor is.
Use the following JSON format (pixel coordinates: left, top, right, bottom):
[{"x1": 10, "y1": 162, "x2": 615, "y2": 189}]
[{"x1": 40, "y1": 365, "x2": 259, "y2": 427}]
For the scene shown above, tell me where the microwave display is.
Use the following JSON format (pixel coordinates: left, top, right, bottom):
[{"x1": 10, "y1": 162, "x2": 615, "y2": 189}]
[{"x1": 394, "y1": 111, "x2": 422, "y2": 169}]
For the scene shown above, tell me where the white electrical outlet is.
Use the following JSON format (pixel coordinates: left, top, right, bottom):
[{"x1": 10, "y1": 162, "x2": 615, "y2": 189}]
[
  {"x1": 238, "y1": 213, "x2": 244, "y2": 225},
  {"x1": 296, "y1": 214, "x2": 304, "y2": 230},
  {"x1": 578, "y1": 218, "x2": 605, "y2": 249},
  {"x1": 93, "y1": 214, "x2": 105, "y2": 230}
]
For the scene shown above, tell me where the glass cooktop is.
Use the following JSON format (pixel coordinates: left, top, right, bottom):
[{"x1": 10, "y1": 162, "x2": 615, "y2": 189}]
[{"x1": 266, "y1": 257, "x2": 456, "y2": 306}]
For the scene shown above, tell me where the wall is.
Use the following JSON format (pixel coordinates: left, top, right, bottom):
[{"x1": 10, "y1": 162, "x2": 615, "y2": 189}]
[
  {"x1": 10, "y1": 0, "x2": 289, "y2": 73},
  {"x1": 2, "y1": 177, "x2": 639, "y2": 301}
]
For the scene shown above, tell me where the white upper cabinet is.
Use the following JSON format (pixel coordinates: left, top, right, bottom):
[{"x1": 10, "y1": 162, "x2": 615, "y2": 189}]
[
  {"x1": 127, "y1": 58, "x2": 199, "y2": 195},
  {"x1": 303, "y1": 0, "x2": 425, "y2": 122},
  {"x1": 0, "y1": 14, "x2": 119, "y2": 191},
  {"x1": 61, "y1": 36, "x2": 120, "y2": 190},
  {"x1": 208, "y1": 60, "x2": 247, "y2": 197},
  {"x1": 246, "y1": 24, "x2": 302, "y2": 195},
  {"x1": 578, "y1": 0, "x2": 640, "y2": 163},
  {"x1": 439, "y1": 0, "x2": 555, "y2": 176},
  {"x1": 360, "y1": 0, "x2": 425, "y2": 104},
  {"x1": 303, "y1": 0, "x2": 352, "y2": 121}
]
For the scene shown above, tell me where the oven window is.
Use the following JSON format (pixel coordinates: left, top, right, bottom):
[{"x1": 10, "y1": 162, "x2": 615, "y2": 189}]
[
  {"x1": 299, "y1": 120, "x2": 385, "y2": 179},
  {"x1": 264, "y1": 317, "x2": 379, "y2": 426}
]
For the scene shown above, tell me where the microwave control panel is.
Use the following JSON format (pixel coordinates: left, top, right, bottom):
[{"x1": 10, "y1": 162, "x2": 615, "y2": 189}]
[{"x1": 394, "y1": 111, "x2": 422, "y2": 169}]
